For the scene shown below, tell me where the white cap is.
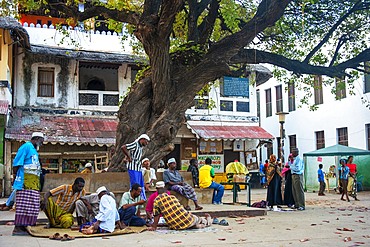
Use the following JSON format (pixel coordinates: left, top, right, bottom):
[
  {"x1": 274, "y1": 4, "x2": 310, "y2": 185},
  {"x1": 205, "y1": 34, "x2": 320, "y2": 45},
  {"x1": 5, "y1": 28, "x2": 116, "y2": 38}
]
[
  {"x1": 85, "y1": 163, "x2": 92, "y2": 168},
  {"x1": 141, "y1": 158, "x2": 150, "y2": 164},
  {"x1": 32, "y1": 132, "x2": 44, "y2": 138},
  {"x1": 156, "y1": 181, "x2": 165, "y2": 188},
  {"x1": 167, "y1": 158, "x2": 176, "y2": 164},
  {"x1": 137, "y1": 134, "x2": 150, "y2": 141},
  {"x1": 96, "y1": 186, "x2": 107, "y2": 194}
]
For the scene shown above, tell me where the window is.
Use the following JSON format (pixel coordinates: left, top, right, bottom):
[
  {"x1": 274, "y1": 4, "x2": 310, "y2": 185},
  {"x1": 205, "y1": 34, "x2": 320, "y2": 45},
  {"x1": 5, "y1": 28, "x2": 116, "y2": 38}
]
[
  {"x1": 314, "y1": 75, "x2": 323, "y2": 105},
  {"x1": 315, "y1": 131, "x2": 325, "y2": 150},
  {"x1": 366, "y1": 124, "x2": 370, "y2": 151},
  {"x1": 265, "y1": 89, "x2": 272, "y2": 117},
  {"x1": 276, "y1": 85, "x2": 283, "y2": 113},
  {"x1": 236, "y1": 101, "x2": 249, "y2": 112},
  {"x1": 364, "y1": 62, "x2": 370, "y2": 94},
  {"x1": 335, "y1": 77, "x2": 346, "y2": 100},
  {"x1": 337, "y1": 127, "x2": 348, "y2": 146},
  {"x1": 38, "y1": 68, "x2": 55, "y2": 97},
  {"x1": 288, "y1": 82, "x2": 296, "y2": 112},
  {"x1": 289, "y1": 135, "x2": 297, "y2": 154},
  {"x1": 220, "y1": 100, "x2": 233, "y2": 111},
  {"x1": 194, "y1": 99, "x2": 209, "y2": 109}
]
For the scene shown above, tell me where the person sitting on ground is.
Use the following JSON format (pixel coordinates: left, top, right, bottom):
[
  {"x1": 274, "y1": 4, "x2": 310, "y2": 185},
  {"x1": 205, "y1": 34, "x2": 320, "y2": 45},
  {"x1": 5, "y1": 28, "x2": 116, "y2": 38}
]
[
  {"x1": 148, "y1": 186, "x2": 211, "y2": 231},
  {"x1": 145, "y1": 181, "x2": 170, "y2": 223},
  {"x1": 163, "y1": 158, "x2": 203, "y2": 211},
  {"x1": 41, "y1": 177, "x2": 86, "y2": 228},
  {"x1": 187, "y1": 159, "x2": 199, "y2": 188},
  {"x1": 75, "y1": 193, "x2": 101, "y2": 225},
  {"x1": 141, "y1": 158, "x2": 157, "y2": 191},
  {"x1": 80, "y1": 163, "x2": 93, "y2": 174},
  {"x1": 118, "y1": 183, "x2": 146, "y2": 227},
  {"x1": 81, "y1": 186, "x2": 122, "y2": 234},
  {"x1": 199, "y1": 158, "x2": 224, "y2": 205}
]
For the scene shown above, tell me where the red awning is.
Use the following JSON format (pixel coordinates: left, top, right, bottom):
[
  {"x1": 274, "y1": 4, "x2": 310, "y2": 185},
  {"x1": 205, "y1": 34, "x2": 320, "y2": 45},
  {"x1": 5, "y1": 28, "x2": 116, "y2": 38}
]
[
  {"x1": 5, "y1": 109, "x2": 118, "y2": 146},
  {"x1": 187, "y1": 124, "x2": 274, "y2": 140}
]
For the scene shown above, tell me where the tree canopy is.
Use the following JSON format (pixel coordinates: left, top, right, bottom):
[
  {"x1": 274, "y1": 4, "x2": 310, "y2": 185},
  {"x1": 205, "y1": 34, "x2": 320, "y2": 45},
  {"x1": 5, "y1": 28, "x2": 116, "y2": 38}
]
[{"x1": 5, "y1": 0, "x2": 370, "y2": 168}]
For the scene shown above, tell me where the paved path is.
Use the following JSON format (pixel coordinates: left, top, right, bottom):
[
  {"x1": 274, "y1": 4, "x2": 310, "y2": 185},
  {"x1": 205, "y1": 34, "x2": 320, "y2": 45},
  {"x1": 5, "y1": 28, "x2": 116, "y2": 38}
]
[{"x1": 0, "y1": 189, "x2": 369, "y2": 247}]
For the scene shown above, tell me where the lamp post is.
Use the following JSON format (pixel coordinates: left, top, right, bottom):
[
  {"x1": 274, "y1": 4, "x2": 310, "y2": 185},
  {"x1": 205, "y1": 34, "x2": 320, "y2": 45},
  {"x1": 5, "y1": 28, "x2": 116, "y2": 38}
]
[{"x1": 276, "y1": 112, "x2": 289, "y2": 164}]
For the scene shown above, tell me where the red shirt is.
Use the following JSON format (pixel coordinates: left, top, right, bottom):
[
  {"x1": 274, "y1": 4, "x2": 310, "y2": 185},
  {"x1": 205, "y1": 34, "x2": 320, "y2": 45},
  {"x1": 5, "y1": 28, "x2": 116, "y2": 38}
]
[
  {"x1": 347, "y1": 163, "x2": 357, "y2": 174},
  {"x1": 145, "y1": 190, "x2": 170, "y2": 213}
]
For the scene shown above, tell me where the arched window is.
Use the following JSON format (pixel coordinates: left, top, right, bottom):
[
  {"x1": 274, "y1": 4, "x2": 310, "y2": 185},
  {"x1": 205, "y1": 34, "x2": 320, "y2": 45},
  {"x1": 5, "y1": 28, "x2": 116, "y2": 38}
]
[{"x1": 87, "y1": 78, "x2": 105, "y2": 91}]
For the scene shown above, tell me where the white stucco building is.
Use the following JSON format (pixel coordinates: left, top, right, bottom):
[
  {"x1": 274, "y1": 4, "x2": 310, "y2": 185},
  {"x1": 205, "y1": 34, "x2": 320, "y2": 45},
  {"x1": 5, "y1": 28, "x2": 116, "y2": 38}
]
[{"x1": 257, "y1": 70, "x2": 370, "y2": 163}]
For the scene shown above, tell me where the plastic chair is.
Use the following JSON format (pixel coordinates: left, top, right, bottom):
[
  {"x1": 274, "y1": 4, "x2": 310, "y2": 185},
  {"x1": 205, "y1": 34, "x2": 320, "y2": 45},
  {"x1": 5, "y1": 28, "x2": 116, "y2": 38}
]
[{"x1": 356, "y1": 175, "x2": 364, "y2": 192}]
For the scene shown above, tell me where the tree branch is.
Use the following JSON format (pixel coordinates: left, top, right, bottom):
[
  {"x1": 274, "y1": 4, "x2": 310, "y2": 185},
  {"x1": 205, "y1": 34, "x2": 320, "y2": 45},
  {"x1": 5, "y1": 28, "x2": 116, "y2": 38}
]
[
  {"x1": 303, "y1": 0, "x2": 363, "y2": 63},
  {"x1": 230, "y1": 48, "x2": 370, "y2": 78}
]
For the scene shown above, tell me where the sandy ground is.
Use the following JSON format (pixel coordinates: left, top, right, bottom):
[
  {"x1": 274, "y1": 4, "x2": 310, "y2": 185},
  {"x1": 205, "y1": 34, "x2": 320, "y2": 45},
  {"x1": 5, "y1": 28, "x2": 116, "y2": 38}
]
[{"x1": 0, "y1": 189, "x2": 369, "y2": 247}]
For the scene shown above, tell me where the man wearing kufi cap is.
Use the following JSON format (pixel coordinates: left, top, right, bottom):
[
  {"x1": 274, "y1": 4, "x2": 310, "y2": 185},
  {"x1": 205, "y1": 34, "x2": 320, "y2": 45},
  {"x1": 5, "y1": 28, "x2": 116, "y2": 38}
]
[
  {"x1": 82, "y1": 186, "x2": 121, "y2": 234},
  {"x1": 145, "y1": 181, "x2": 170, "y2": 223},
  {"x1": 121, "y1": 134, "x2": 150, "y2": 200},
  {"x1": 11, "y1": 132, "x2": 44, "y2": 235},
  {"x1": 164, "y1": 158, "x2": 203, "y2": 211},
  {"x1": 81, "y1": 162, "x2": 93, "y2": 174}
]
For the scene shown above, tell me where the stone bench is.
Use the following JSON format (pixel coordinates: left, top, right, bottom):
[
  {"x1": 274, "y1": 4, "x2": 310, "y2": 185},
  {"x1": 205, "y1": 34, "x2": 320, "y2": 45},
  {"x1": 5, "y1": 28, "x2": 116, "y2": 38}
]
[{"x1": 42, "y1": 172, "x2": 213, "y2": 205}]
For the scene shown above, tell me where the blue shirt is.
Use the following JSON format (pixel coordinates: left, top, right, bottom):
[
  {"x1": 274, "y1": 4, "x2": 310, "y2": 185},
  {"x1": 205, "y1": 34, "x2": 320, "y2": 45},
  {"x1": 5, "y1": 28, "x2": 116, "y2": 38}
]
[
  {"x1": 290, "y1": 156, "x2": 304, "y2": 175},
  {"x1": 318, "y1": 169, "x2": 325, "y2": 182},
  {"x1": 339, "y1": 166, "x2": 349, "y2": 180},
  {"x1": 13, "y1": 142, "x2": 40, "y2": 190}
]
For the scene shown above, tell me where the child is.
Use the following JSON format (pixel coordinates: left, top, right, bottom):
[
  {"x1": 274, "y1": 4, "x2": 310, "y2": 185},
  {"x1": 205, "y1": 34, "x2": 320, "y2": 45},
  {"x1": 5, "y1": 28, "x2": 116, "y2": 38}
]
[
  {"x1": 187, "y1": 159, "x2": 199, "y2": 187},
  {"x1": 339, "y1": 159, "x2": 350, "y2": 202},
  {"x1": 317, "y1": 164, "x2": 325, "y2": 196}
]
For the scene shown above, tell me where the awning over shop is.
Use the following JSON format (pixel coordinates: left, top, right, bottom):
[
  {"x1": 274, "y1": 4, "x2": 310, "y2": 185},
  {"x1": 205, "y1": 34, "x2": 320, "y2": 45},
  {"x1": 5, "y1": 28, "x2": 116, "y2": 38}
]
[
  {"x1": 5, "y1": 108, "x2": 118, "y2": 146},
  {"x1": 186, "y1": 123, "x2": 274, "y2": 141}
]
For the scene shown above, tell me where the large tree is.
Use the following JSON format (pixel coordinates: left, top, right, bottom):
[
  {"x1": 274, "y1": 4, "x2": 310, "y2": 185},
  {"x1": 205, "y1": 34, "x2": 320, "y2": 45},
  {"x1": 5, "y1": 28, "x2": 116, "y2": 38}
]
[{"x1": 13, "y1": 0, "x2": 370, "y2": 170}]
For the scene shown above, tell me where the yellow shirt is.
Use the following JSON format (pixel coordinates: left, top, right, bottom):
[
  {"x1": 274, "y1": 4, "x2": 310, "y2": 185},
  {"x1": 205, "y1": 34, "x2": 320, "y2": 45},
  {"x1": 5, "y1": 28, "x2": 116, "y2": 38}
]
[
  {"x1": 199, "y1": 165, "x2": 215, "y2": 188},
  {"x1": 50, "y1": 184, "x2": 86, "y2": 213}
]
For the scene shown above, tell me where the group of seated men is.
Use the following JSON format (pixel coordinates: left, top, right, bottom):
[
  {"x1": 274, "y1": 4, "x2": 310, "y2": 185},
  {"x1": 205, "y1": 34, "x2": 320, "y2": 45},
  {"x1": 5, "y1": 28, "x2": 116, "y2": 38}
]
[{"x1": 42, "y1": 172, "x2": 212, "y2": 234}]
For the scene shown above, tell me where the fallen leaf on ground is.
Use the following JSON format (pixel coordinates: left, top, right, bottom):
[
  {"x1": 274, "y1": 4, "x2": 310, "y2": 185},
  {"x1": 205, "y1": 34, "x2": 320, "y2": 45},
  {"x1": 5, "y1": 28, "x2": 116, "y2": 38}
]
[
  {"x1": 171, "y1": 241, "x2": 182, "y2": 244},
  {"x1": 259, "y1": 218, "x2": 265, "y2": 220},
  {"x1": 342, "y1": 214, "x2": 352, "y2": 216},
  {"x1": 229, "y1": 215, "x2": 238, "y2": 218},
  {"x1": 322, "y1": 220, "x2": 330, "y2": 223},
  {"x1": 102, "y1": 237, "x2": 110, "y2": 239},
  {"x1": 354, "y1": 242, "x2": 366, "y2": 244},
  {"x1": 356, "y1": 220, "x2": 365, "y2": 223},
  {"x1": 238, "y1": 239, "x2": 247, "y2": 242},
  {"x1": 337, "y1": 228, "x2": 355, "y2": 232},
  {"x1": 344, "y1": 237, "x2": 352, "y2": 242},
  {"x1": 334, "y1": 232, "x2": 342, "y2": 234},
  {"x1": 235, "y1": 219, "x2": 244, "y2": 222},
  {"x1": 286, "y1": 228, "x2": 291, "y2": 230},
  {"x1": 300, "y1": 238, "x2": 309, "y2": 242},
  {"x1": 237, "y1": 222, "x2": 245, "y2": 224},
  {"x1": 362, "y1": 235, "x2": 370, "y2": 238},
  {"x1": 310, "y1": 223, "x2": 317, "y2": 226},
  {"x1": 218, "y1": 238, "x2": 226, "y2": 241}
]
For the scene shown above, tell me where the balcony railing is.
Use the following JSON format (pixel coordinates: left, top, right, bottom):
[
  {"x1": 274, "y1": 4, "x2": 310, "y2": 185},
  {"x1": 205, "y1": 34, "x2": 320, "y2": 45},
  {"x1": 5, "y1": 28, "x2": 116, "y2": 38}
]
[{"x1": 79, "y1": 90, "x2": 119, "y2": 109}]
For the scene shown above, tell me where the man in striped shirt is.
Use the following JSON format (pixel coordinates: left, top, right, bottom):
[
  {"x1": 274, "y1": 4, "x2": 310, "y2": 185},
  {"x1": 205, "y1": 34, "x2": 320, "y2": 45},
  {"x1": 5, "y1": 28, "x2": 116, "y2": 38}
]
[
  {"x1": 41, "y1": 177, "x2": 86, "y2": 228},
  {"x1": 121, "y1": 134, "x2": 150, "y2": 200}
]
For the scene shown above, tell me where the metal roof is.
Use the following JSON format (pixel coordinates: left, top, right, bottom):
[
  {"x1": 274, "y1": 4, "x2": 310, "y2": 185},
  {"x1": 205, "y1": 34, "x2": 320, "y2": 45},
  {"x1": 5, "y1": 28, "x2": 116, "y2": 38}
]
[
  {"x1": 187, "y1": 124, "x2": 274, "y2": 141},
  {"x1": 0, "y1": 17, "x2": 30, "y2": 49},
  {"x1": 5, "y1": 109, "x2": 118, "y2": 146}
]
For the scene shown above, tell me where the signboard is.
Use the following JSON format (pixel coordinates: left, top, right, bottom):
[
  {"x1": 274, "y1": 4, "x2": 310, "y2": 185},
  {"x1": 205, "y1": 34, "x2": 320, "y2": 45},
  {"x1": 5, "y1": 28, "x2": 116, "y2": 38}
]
[
  {"x1": 223, "y1": 76, "x2": 249, "y2": 97},
  {"x1": 198, "y1": 155, "x2": 224, "y2": 172}
]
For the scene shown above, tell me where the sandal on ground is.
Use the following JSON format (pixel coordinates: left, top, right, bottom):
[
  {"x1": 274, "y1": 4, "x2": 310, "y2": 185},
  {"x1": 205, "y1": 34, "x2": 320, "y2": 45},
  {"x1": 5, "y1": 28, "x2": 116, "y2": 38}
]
[
  {"x1": 212, "y1": 218, "x2": 220, "y2": 224},
  {"x1": 61, "y1": 234, "x2": 75, "y2": 241},
  {"x1": 195, "y1": 206, "x2": 203, "y2": 210},
  {"x1": 218, "y1": 219, "x2": 229, "y2": 226},
  {"x1": 49, "y1": 233, "x2": 62, "y2": 240},
  {"x1": 184, "y1": 206, "x2": 192, "y2": 211}
]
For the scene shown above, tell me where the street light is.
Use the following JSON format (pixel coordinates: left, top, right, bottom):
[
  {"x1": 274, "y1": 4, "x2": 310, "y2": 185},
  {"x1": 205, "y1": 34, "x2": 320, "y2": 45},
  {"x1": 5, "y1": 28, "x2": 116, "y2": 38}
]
[{"x1": 276, "y1": 112, "x2": 289, "y2": 164}]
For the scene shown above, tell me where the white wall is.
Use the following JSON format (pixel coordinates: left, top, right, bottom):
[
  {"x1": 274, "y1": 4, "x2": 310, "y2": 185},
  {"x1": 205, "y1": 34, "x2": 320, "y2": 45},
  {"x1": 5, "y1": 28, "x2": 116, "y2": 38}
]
[{"x1": 257, "y1": 72, "x2": 370, "y2": 162}]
